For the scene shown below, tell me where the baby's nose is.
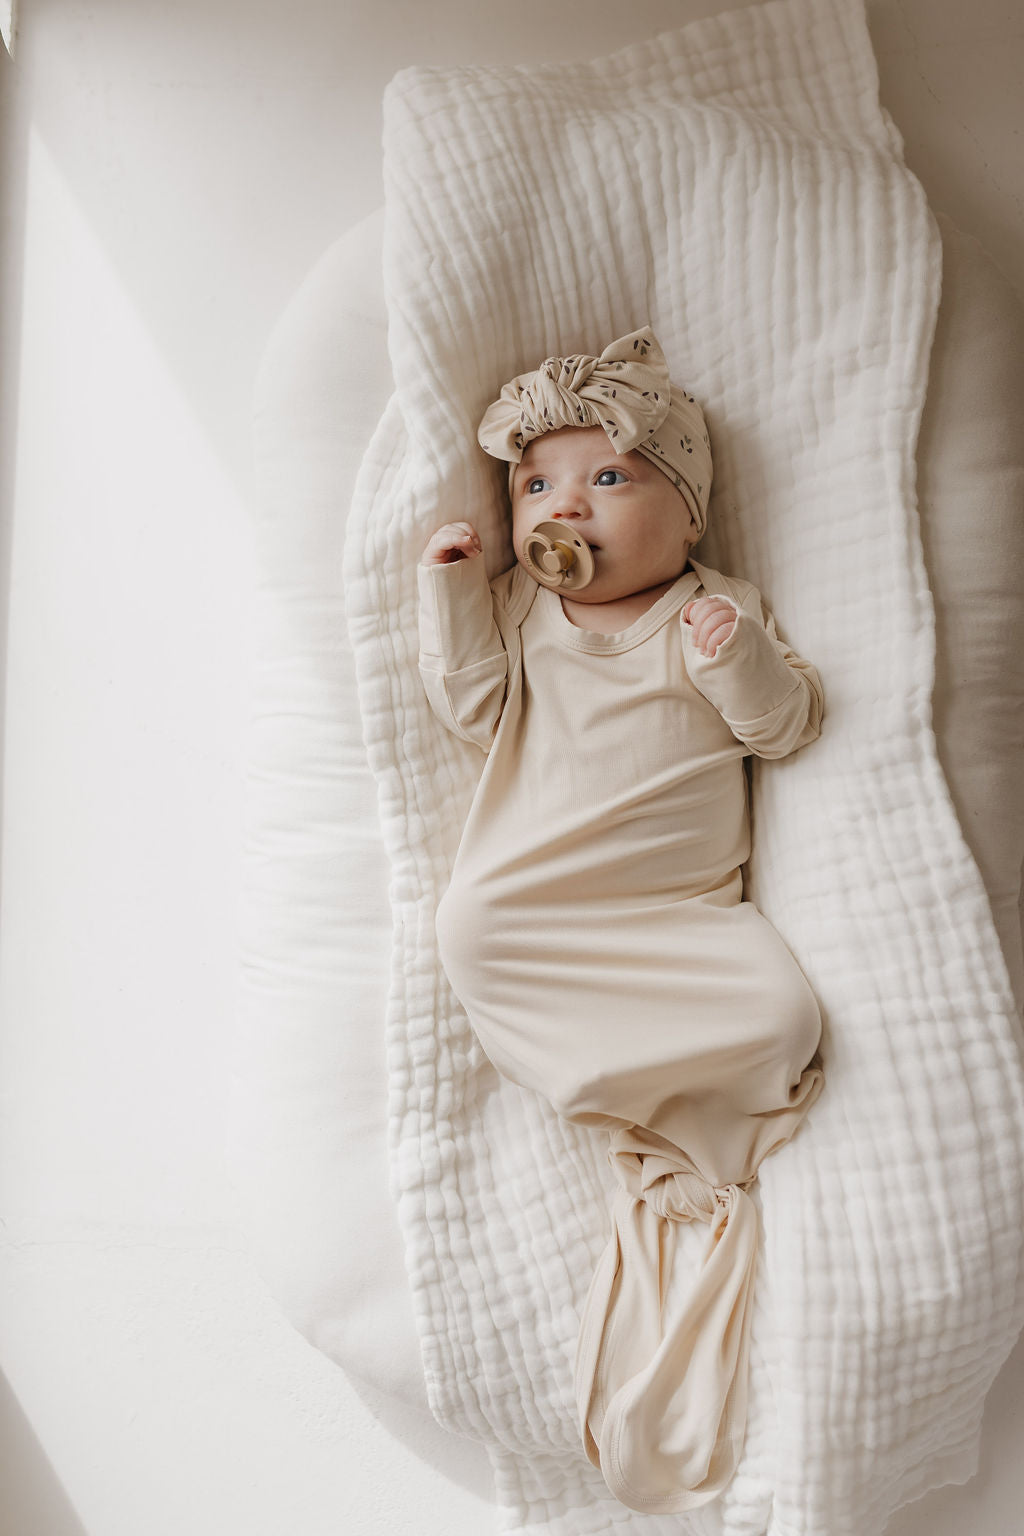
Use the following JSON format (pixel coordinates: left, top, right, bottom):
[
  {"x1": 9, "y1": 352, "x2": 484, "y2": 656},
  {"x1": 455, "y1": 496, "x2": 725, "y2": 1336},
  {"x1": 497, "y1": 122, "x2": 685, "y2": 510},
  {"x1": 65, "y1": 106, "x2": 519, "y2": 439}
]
[{"x1": 550, "y1": 491, "x2": 588, "y2": 520}]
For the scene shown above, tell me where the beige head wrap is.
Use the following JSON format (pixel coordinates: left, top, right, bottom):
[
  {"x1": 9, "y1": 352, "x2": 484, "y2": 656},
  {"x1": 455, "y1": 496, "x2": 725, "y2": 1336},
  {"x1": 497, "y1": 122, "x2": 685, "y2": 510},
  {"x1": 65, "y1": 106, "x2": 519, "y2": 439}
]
[{"x1": 477, "y1": 327, "x2": 713, "y2": 538}]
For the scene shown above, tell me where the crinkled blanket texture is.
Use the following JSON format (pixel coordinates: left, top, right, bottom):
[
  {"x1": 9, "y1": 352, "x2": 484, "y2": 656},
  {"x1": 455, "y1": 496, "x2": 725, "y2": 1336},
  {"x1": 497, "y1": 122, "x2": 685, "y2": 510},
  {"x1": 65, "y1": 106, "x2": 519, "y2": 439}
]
[{"x1": 343, "y1": 1, "x2": 1024, "y2": 1531}]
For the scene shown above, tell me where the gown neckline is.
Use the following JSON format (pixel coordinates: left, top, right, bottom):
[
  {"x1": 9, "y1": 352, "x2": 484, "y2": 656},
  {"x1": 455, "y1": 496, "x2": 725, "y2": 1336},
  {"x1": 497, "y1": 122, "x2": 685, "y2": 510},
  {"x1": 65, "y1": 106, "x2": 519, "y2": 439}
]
[{"x1": 541, "y1": 565, "x2": 703, "y2": 655}]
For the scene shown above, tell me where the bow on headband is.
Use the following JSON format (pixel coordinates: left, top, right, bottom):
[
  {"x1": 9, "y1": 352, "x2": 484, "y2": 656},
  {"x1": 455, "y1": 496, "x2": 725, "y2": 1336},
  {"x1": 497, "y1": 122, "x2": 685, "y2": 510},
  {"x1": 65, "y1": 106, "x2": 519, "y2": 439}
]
[{"x1": 477, "y1": 327, "x2": 713, "y2": 538}]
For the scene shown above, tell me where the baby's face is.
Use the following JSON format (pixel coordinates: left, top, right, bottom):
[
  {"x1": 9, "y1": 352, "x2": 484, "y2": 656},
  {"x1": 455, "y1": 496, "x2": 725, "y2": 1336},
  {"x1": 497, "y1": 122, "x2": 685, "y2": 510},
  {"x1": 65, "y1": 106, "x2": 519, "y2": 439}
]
[{"x1": 510, "y1": 426, "x2": 697, "y2": 604}]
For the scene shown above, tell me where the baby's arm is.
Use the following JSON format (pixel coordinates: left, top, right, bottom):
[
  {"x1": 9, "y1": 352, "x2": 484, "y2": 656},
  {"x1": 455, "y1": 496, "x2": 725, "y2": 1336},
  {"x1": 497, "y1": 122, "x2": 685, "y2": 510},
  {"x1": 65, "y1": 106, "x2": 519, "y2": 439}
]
[
  {"x1": 418, "y1": 523, "x2": 509, "y2": 750},
  {"x1": 681, "y1": 588, "x2": 823, "y2": 759}
]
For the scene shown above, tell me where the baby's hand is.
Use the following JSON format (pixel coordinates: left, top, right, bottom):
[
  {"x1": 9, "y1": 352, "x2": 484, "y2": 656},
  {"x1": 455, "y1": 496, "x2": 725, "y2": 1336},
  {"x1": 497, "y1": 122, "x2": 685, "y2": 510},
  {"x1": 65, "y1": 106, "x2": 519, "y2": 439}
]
[
  {"x1": 421, "y1": 522, "x2": 483, "y2": 566},
  {"x1": 683, "y1": 596, "x2": 738, "y2": 657}
]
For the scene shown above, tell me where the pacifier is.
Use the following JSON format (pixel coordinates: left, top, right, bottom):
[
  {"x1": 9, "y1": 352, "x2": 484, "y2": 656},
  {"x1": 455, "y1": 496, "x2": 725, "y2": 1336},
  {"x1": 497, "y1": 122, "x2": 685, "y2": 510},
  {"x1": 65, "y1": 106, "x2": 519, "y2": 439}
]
[{"x1": 520, "y1": 522, "x2": 597, "y2": 592}]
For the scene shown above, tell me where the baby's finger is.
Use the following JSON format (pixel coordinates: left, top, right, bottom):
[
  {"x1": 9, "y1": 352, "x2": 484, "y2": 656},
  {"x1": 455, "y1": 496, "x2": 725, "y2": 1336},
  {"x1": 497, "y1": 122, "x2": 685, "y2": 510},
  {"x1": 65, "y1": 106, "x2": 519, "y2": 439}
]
[
  {"x1": 687, "y1": 600, "x2": 735, "y2": 655},
  {"x1": 701, "y1": 616, "x2": 736, "y2": 656},
  {"x1": 448, "y1": 528, "x2": 480, "y2": 552},
  {"x1": 438, "y1": 522, "x2": 477, "y2": 545},
  {"x1": 422, "y1": 523, "x2": 483, "y2": 564},
  {"x1": 690, "y1": 603, "x2": 720, "y2": 647}
]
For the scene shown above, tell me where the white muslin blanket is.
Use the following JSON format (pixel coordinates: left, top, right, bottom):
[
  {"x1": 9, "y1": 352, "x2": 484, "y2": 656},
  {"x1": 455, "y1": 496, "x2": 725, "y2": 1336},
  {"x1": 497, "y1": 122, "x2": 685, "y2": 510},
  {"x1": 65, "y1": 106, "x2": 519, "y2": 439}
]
[{"x1": 343, "y1": 1, "x2": 1024, "y2": 1531}]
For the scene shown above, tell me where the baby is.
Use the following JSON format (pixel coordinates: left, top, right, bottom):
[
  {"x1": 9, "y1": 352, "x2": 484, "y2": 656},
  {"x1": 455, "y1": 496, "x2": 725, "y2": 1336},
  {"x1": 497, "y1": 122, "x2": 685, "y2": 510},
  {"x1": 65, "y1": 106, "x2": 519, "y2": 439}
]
[{"x1": 417, "y1": 327, "x2": 824, "y2": 1514}]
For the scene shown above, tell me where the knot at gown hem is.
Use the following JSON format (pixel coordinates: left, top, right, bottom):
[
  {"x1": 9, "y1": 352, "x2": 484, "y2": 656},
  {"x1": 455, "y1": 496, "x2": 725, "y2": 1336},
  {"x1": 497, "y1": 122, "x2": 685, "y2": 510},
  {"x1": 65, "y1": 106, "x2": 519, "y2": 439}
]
[{"x1": 572, "y1": 1093, "x2": 823, "y2": 1514}]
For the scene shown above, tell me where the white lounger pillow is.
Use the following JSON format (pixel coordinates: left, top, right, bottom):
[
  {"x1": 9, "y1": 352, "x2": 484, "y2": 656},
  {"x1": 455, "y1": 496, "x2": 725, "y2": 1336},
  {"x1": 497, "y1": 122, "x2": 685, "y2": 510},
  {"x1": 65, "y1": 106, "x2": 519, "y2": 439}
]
[{"x1": 232, "y1": 208, "x2": 1024, "y2": 1429}]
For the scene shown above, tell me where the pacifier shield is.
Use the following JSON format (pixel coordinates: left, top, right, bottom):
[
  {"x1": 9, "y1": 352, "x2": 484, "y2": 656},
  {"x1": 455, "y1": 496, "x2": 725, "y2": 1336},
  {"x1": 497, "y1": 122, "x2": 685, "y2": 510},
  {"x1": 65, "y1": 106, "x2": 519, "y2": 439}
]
[{"x1": 520, "y1": 522, "x2": 597, "y2": 592}]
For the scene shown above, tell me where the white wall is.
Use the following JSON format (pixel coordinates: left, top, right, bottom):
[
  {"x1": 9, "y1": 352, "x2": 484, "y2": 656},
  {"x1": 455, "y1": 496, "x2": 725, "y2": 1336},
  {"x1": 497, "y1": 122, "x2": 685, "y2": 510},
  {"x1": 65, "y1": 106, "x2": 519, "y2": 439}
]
[{"x1": 0, "y1": 3, "x2": 1021, "y2": 1533}]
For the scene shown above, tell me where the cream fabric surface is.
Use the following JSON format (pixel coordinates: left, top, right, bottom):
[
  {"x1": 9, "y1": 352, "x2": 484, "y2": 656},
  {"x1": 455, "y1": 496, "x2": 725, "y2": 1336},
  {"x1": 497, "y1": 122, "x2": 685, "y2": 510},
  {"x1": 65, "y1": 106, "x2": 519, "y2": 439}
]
[
  {"x1": 418, "y1": 552, "x2": 824, "y2": 1511},
  {"x1": 340, "y1": 1, "x2": 1024, "y2": 1531}
]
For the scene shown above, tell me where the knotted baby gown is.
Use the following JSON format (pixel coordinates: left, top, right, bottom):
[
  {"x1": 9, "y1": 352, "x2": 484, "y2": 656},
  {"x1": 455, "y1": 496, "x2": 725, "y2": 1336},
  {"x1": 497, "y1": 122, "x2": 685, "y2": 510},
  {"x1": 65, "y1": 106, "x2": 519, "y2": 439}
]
[{"x1": 418, "y1": 552, "x2": 825, "y2": 1513}]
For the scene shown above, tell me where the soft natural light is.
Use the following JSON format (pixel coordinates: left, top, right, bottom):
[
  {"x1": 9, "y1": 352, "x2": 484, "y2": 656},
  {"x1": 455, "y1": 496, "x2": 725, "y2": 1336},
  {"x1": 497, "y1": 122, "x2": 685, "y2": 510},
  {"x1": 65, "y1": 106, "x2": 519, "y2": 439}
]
[
  {"x1": 6, "y1": 123, "x2": 254, "y2": 1235},
  {"x1": 2, "y1": 1, "x2": 15, "y2": 56}
]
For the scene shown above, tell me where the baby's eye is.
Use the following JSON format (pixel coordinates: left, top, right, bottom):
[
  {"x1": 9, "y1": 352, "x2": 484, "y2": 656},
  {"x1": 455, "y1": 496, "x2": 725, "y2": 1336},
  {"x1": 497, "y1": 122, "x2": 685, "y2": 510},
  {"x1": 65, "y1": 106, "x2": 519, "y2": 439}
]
[
  {"x1": 596, "y1": 469, "x2": 628, "y2": 486},
  {"x1": 526, "y1": 476, "x2": 551, "y2": 494}
]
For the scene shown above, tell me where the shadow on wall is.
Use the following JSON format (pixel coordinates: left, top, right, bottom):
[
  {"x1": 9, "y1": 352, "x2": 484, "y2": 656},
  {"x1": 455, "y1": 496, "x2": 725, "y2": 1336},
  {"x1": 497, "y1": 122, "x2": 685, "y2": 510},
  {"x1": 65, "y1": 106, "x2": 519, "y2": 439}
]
[{"x1": 0, "y1": 1370, "x2": 90, "y2": 1536}]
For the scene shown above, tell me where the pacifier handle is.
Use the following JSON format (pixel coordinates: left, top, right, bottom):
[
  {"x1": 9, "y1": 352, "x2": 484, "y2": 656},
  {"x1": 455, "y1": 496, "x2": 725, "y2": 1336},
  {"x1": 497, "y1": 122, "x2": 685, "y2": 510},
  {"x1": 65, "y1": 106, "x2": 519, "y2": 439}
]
[{"x1": 520, "y1": 521, "x2": 597, "y2": 592}]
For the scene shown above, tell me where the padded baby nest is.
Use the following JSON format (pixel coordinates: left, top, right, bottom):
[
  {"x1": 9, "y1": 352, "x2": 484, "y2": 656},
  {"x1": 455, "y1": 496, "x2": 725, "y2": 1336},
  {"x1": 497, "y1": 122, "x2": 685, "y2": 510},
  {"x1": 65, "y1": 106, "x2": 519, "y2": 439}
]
[
  {"x1": 233, "y1": 201, "x2": 1024, "y2": 1409},
  {"x1": 231, "y1": 4, "x2": 1024, "y2": 1529}
]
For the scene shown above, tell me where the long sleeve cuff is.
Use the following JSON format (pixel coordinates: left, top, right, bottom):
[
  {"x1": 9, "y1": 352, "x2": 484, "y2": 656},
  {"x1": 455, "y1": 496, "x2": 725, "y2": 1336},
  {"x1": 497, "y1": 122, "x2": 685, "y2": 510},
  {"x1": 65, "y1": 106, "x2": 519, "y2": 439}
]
[
  {"x1": 418, "y1": 556, "x2": 510, "y2": 750},
  {"x1": 418, "y1": 557, "x2": 504, "y2": 671},
  {"x1": 683, "y1": 600, "x2": 799, "y2": 716},
  {"x1": 682, "y1": 594, "x2": 823, "y2": 758}
]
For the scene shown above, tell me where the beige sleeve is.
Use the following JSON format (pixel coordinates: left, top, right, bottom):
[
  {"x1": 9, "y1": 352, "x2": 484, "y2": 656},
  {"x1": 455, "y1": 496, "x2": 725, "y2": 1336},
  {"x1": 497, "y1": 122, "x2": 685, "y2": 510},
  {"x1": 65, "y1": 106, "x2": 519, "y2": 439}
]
[
  {"x1": 681, "y1": 586, "x2": 824, "y2": 759},
  {"x1": 417, "y1": 558, "x2": 509, "y2": 750}
]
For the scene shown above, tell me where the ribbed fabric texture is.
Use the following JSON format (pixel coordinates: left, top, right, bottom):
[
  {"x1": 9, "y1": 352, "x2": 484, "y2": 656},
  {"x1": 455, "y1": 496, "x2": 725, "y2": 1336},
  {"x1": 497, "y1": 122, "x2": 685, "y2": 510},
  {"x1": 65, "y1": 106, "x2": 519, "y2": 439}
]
[{"x1": 343, "y1": 1, "x2": 1024, "y2": 1531}]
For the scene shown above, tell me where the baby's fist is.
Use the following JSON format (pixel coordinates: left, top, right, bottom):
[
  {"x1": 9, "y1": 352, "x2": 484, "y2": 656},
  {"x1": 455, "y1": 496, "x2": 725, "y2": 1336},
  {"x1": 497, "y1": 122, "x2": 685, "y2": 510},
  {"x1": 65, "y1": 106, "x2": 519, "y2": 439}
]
[
  {"x1": 421, "y1": 522, "x2": 483, "y2": 566},
  {"x1": 683, "y1": 596, "x2": 738, "y2": 657}
]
